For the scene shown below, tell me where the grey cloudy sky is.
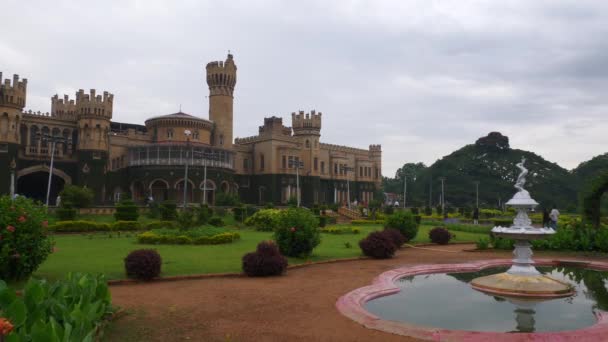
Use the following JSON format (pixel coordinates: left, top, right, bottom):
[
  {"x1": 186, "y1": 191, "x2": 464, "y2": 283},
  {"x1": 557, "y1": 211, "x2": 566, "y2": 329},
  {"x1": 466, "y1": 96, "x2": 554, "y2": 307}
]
[{"x1": 2, "y1": 0, "x2": 607, "y2": 177}]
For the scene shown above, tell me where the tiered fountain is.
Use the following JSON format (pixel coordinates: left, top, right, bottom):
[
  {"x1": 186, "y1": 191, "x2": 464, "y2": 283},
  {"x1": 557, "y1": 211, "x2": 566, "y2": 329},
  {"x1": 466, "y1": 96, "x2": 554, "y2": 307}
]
[{"x1": 471, "y1": 157, "x2": 573, "y2": 297}]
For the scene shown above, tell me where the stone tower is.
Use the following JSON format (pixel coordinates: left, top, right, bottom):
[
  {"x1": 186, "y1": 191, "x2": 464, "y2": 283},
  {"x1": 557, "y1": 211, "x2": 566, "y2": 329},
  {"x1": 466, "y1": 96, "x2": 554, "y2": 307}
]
[
  {"x1": 206, "y1": 54, "x2": 236, "y2": 148},
  {"x1": 0, "y1": 73, "x2": 26, "y2": 145},
  {"x1": 74, "y1": 89, "x2": 113, "y2": 151},
  {"x1": 292, "y1": 110, "x2": 322, "y2": 175}
]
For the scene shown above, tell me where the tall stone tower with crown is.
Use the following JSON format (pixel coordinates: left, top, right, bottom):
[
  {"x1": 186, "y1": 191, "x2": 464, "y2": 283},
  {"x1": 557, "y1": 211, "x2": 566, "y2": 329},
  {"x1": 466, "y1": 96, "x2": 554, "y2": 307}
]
[
  {"x1": 0, "y1": 73, "x2": 27, "y2": 145},
  {"x1": 292, "y1": 110, "x2": 322, "y2": 173},
  {"x1": 206, "y1": 54, "x2": 236, "y2": 148}
]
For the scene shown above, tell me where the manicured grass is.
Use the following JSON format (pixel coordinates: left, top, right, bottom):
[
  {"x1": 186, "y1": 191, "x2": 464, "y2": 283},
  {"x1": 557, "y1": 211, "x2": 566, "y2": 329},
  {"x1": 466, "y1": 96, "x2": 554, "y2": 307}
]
[{"x1": 33, "y1": 224, "x2": 486, "y2": 281}]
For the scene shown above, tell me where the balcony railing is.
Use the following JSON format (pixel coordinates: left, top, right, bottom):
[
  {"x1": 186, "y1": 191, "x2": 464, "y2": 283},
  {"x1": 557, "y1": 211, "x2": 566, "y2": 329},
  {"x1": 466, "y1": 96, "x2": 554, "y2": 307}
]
[{"x1": 129, "y1": 157, "x2": 233, "y2": 169}]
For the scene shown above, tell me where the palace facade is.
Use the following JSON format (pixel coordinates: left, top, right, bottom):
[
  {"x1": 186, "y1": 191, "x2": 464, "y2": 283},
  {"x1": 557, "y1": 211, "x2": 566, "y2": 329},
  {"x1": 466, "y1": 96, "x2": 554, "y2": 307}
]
[{"x1": 0, "y1": 54, "x2": 382, "y2": 206}]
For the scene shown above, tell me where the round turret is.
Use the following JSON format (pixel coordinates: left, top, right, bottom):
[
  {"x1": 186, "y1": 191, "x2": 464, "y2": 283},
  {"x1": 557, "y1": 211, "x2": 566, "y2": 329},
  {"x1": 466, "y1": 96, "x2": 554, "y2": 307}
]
[{"x1": 206, "y1": 53, "x2": 237, "y2": 148}]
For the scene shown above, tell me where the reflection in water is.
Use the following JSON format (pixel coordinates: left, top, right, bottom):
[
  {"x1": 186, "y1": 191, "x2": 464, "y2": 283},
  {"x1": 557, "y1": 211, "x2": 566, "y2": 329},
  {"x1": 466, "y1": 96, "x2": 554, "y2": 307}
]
[{"x1": 365, "y1": 266, "x2": 606, "y2": 333}]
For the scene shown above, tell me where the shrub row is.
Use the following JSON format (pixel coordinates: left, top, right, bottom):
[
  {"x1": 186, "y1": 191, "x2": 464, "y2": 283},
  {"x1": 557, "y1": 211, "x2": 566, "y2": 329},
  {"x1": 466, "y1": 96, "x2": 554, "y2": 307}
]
[
  {"x1": 318, "y1": 215, "x2": 337, "y2": 227},
  {"x1": 137, "y1": 231, "x2": 240, "y2": 245},
  {"x1": 244, "y1": 209, "x2": 281, "y2": 231},
  {"x1": 320, "y1": 226, "x2": 361, "y2": 234},
  {"x1": 49, "y1": 220, "x2": 179, "y2": 232},
  {"x1": 351, "y1": 219, "x2": 385, "y2": 225}
]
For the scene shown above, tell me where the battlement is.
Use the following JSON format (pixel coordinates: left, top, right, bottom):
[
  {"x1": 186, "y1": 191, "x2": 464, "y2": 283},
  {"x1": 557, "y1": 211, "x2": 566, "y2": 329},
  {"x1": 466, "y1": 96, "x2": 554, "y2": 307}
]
[
  {"x1": 206, "y1": 54, "x2": 237, "y2": 96},
  {"x1": 51, "y1": 94, "x2": 77, "y2": 120},
  {"x1": 292, "y1": 110, "x2": 321, "y2": 136},
  {"x1": 369, "y1": 144, "x2": 382, "y2": 152},
  {"x1": 0, "y1": 73, "x2": 27, "y2": 109},
  {"x1": 258, "y1": 116, "x2": 292, "y2": 136},
  {"x1": 73, "y1": 89, "x2": 114, "y2": 119},
  {"x1": 320, "y1": 142, "x2": 372, "y2": 154}
]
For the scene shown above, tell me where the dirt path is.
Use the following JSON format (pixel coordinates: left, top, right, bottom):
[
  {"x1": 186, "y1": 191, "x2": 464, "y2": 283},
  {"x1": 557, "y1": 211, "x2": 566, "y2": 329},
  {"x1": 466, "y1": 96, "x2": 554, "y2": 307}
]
[{"x1": 104, "y1": 246, "x2": 600, "y2": 341}]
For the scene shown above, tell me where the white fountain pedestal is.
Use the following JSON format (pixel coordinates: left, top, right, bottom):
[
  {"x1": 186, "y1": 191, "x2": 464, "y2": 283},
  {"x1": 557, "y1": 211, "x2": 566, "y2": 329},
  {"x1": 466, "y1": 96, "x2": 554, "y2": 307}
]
[{"x1": 471, "y1": 190, "x2": 574, "y2": 298}]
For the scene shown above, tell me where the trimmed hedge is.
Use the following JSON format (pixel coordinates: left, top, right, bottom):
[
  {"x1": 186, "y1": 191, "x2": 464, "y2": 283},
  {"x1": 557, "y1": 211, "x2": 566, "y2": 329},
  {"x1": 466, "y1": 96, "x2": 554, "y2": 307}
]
[
  {"x1": 242, "y1": 241, "x2": 288, "y2": 277},
  {"x1": 124, "y1": 249, "x2": 161, "y2": 281},
  {"x1": 429, "y1": 227, "x2": 453, "y2": 245},
  {"x1": 49, "y1": 220, "x2": 148, "y2": 232},
  {"x1": 144, "y1": 221, "x2": 178, "y2": 230},
  {"x1": 321, "y1": 226, "x2": 361, "y2": 234},
  {"x1": 351, "y1": 219, "x2": 385, "y2": 225},
  {"x1": 359, "y1": 231, "x2": 397, "y2": 259},
  {"x1": 137, "y1": 230, "x2": 240, "y2": 245},
  {"x1": 494, "y1": 219, "x2": 513, "y2": 227}
]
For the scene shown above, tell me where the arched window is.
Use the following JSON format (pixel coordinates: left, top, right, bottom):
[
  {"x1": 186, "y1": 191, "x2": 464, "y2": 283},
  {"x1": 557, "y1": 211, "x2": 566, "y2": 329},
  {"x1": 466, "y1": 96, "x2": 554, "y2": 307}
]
[
  {"x1": 219, "y1": 134, "x2": 224, "y2": 145},
  {"x1": 305, "y1": 139, "x2": 310, "y2": 148},
  {"x1": 167, "y1": 128, "x2": 174, "y2": 139}
]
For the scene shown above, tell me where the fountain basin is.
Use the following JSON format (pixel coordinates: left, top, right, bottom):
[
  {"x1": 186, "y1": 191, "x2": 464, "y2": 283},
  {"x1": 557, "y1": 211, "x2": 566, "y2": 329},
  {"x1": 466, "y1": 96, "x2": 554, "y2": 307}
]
[{"x1": 336, "y1": 259, "x2": 608, "y2": 341}]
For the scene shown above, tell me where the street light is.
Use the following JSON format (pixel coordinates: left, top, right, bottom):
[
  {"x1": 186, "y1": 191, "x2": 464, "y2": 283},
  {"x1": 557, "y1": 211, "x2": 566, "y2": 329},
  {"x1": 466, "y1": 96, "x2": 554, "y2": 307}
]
[
  {"x1": 438, "y1": 177, "x2": 446, "y2": 215},
  {"x1": 402, "y1": 172, "x2": 417, "y2": 209},
  {"x1": 198, "y1": 150, "x2": 217, "y2": 205},
  {"x1": 183, "y1": 130, "x2": 192, "y2": 209},
  {"x1": 340, "y1": 165, "x2": 354, "y2": 209},
  {"x1": 288, "y1": 159, "x2": 304, "y2": 207},
  {"x1": 36, "y1": 133, "x2": 69, "y2": 208}
]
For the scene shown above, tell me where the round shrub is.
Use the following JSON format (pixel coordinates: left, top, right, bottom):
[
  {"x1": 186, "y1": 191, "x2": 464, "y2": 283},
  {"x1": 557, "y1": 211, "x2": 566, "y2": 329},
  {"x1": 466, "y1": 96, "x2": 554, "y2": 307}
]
[
  {"x1": 242, "y1": 241, "x2": 288, "y2": 277},
  {"x1": 274, "y1": 208, "x2": 320, "y2": 257},
  {"x1": 124, "y1": 249, "x2": 162, "y2": 281},
  {"x1": 114, "y1": 198, "x2": 139, "y2": 221},
  {"x1": 384, "y1": 211, "x2": 418, "y2": 242},
  {"x1": 0, "y1": 196, "x2": 53, "y2": 280},
  {"x1": 359, "y1": 231, "x2": 397, "y2": 259},
  {"x1": 383, "y1": 228, "x2": 406, "y2": 247},
  {"x1": 208, "y1": 216, "x2": 224, "y2": 227},
  {"x1": 429, "y1": 227, "x2": 453, "y2": 245},
  {"x1": 159, "y1": 201, "x2": 177, "y2": 221},
  {"x1": 244, "y1": 209, "x2": 281, "y2": 231}
]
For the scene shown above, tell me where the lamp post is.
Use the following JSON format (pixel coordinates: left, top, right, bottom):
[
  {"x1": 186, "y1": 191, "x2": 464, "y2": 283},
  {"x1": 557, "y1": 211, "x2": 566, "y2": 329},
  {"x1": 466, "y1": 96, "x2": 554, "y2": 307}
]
[
  {"x1": 340, "y1": 165, "x2": 354, "y2": 209},
  {"x1": 403, "y1": 174, "x2": 407, "y2": 209},
  {"x1": 199, "y1": 150, "x2": 217, "y2": 205},
  {"x1": 439, "y1": 177, "x2": 446, "y2": 215},
  {"x1": 288, "y1": 159, "x2": 304, "y2": 207},
  {"x1": 36, "y1": 133, "x2": 68, "y2": 208},
  {"x1": 183, "y1": 130, "x2": 192, "y2": 209}
]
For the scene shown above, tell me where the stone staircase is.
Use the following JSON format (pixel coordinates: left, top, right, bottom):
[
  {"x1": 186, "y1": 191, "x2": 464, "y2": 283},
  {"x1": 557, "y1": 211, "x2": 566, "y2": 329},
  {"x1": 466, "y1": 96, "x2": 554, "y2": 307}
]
[{"x1": 338, "y1": 206, "x2": 362, "y2": 222}]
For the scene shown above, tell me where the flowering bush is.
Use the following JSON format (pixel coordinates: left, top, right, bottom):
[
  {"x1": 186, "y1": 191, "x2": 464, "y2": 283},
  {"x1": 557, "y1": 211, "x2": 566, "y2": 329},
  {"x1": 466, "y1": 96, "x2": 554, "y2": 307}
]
[
  {"x1": 274, "y1": 208, "x2": 320, "y2": 257},
  {"x1": 242, "y1": 241, "x2": 288, "y2": 277},
  {"x1": 0, "y1": 196, "x2": 53, "y2": 280}
]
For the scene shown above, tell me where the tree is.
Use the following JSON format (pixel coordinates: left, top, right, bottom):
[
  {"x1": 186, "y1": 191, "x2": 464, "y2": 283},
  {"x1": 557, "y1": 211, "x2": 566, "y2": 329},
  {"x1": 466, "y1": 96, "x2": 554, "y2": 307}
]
[{"x1": 59, "y1": 185, "x2": 94, "y2": 209}]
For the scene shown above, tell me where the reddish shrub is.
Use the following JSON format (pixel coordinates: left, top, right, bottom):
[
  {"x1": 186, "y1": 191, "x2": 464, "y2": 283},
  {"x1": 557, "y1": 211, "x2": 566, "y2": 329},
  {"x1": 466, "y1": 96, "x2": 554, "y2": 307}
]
[
  {"x1": 359, "y1": 231, "x2": 397, "y2": 259},
  {"x1": 242, "y1": 241, "x2": 288, "y2": 277},
  {"x1": 429, "y1": 227, "x2": 453, "y2": 245},
  {"x1": 383, "y1": 228, "x2": 406, "y2": 247},
  {"x1": 124, "y1": 249, "x2": 162, "y2": 281}
]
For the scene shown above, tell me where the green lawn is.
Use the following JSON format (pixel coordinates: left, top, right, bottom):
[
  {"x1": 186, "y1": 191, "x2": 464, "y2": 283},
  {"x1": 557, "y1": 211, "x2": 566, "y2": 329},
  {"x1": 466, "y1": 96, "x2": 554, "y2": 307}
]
[{"x1": 33, "y1": 224, "x2": 485, "y2": 281}]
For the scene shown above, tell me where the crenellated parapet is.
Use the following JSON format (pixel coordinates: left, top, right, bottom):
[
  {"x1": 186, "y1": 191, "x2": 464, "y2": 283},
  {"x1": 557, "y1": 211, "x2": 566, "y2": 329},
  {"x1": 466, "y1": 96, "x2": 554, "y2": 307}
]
[
  {"x1": 369, "y1": 144, "x2": 382, "y2": 152},
  {"x1": 206, "y1": 53, "x2": 237, "y2": 97},
  {"x1": 51, "y1": 94, "x2": 77, "y2": 120},
  {"x1": 0, "y1": 73, "x2": 27, "y2": 110},
  {"x1": 75, "y1": 89, "x2": 113, "y2": 119},
  {"x1": 320, "y1": 142, "x2": 371, "y2": 154},
  {"x1": 291, "y1": 110, "x2": 321, "y2": 136},
  {"x1": 259, "y1": 116, "x2": 292, "y2": 137}
]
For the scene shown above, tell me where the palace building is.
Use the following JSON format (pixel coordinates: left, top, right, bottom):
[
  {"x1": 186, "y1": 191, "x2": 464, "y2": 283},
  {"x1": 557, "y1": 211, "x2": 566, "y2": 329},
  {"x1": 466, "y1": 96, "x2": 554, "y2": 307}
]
[{"x1": 0, "y1": 54, "x2": 382, "y2": 206}]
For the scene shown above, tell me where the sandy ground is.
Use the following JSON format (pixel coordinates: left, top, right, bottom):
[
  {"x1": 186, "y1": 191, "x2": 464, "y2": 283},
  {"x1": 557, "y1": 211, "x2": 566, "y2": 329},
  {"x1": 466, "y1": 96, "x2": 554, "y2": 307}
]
[{"x1": 104, "y1": 245, "x2": 601, "y2": 342}]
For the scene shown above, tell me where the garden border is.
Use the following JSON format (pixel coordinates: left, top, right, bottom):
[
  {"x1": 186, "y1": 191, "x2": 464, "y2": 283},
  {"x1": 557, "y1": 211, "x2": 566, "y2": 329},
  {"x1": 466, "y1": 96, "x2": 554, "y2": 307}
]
[{"x1": 335, "y1": 259, "x2": 608, "y2": 341}]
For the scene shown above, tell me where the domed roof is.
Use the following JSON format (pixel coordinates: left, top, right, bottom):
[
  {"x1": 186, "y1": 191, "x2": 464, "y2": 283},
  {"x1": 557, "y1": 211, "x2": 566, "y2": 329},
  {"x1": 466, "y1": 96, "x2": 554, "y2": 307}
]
[{"x1": 146, "y1": 111, "x2": 211, "y2": 123}]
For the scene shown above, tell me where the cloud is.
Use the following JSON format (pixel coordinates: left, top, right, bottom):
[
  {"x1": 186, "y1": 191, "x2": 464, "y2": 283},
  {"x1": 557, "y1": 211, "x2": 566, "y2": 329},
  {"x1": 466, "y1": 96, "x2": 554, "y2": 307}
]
[{"x1": 1, "y1": 0, "x2": 607, "y2": 177}]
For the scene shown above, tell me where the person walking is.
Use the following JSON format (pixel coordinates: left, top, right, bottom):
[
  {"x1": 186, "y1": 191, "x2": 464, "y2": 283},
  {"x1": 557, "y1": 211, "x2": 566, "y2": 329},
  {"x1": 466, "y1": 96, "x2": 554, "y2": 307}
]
[
  {"x1": 473, "y1": 207, "x2": 479, "y2": 225},
  {"x1": 542, "y1": 208, "x2": 550, "y2": 227},
  {"x1": 549, "y1": 206, "x2": 560, "y2": 230}
]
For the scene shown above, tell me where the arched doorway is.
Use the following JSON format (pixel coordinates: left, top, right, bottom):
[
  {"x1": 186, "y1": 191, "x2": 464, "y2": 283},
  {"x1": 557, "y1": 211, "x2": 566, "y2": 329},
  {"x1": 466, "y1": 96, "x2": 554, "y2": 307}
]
[
  {"x1": 258, "y1": 186, "x2": 266, "y2": 205},
  {"x1": 16, "y1": 165, "x2": 72, "y2": 205},
  {"x1": 200, "y1": 180, "x2": 216, "y2": 205},
  {"x1": 175, "y1": 179, "x2": 196, "y2": 205},
  {"x1": 131, "y1": 181, "x2": 146, "y2": 203},
  {"x1": 17, "y1": 172, "x2": 65, "y2": 205},
  {"x1": 220, "y1": 181, "x2": 230, "y2": 194},
  {"x1": 149, "y1": 179, "x2": 169, "y2": 202}
]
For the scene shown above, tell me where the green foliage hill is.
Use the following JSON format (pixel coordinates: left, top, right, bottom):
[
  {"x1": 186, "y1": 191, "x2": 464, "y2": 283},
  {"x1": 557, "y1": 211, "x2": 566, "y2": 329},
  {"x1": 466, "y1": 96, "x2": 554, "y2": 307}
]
[{"x1": 384, "y1": 132, "x2": 582, "y2": 210}]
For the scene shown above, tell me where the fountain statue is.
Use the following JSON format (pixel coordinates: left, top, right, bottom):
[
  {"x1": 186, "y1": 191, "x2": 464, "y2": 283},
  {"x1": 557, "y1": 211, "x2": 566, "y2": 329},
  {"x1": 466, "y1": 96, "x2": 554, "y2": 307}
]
[{"x1": 471, "y1": 157, "x2": 573, "y2": 297}]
